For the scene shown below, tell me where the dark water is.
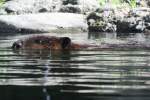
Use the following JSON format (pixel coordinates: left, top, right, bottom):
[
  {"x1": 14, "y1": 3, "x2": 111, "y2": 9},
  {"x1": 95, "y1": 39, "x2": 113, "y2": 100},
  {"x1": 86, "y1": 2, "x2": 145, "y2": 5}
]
[{"x1": 0, "y1": 32, "x2": 150, "y2": 100}]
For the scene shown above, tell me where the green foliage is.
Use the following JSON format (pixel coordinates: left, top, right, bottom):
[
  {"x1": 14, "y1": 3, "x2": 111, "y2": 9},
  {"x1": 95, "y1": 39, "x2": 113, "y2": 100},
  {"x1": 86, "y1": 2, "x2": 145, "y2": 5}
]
[
  {"x1": 129, "y1": 0, "x2": 137, "y2": 8},
  {"x1": 98, "y1": 0, "x2": 106, "y2": 6},
  {"x1": 98, "y1": 0, "x2": 122, "y2": 7},
  {"x1": 111, "y1": 0, "x2": 121, "y2": 5},
  {"x1": 98, "y1": 0, "x2": 137, "y2": 8},
  {"x1": 0, "y1": 0, "x2": 5, "y2": 7}
]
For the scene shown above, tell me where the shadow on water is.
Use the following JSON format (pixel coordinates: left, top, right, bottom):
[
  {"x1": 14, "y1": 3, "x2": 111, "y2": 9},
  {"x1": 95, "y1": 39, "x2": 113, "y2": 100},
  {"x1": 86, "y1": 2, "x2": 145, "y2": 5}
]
[
  {"x1": 0, "y1": 86, "x2": 101, "y2": 100},
  {"x1": 0, "y1": 32, "x2": 150, "y2": 100}
]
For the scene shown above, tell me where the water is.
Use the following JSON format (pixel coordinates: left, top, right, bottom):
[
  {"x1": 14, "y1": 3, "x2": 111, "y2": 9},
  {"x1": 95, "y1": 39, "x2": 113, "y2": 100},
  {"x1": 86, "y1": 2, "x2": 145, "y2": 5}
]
[{"x1": 0, "y1": 32, "x2": 150, "y2": 100}]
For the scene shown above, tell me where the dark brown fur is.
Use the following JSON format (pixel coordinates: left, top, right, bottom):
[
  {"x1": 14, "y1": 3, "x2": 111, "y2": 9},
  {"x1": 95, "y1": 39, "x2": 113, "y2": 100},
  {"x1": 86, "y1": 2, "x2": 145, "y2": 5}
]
[
  {"x1": 13, "y1": 35, "x2": 150, "y2": 51},
  {"x1": 12, "y1": 35, "x2": 89, "y2": 50}
]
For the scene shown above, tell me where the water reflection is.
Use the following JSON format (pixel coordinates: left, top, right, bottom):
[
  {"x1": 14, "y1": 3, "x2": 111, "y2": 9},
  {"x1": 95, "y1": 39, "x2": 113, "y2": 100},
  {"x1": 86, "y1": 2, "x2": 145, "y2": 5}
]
[{"x1": 88, "y1": 32, "x2": 117, "y2": 40}]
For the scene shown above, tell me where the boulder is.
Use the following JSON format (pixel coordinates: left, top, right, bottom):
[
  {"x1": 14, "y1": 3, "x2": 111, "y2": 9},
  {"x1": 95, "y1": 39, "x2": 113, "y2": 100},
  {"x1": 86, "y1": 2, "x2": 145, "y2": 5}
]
[
  {"x1": 0, "y1": 0, "x2": 100, "y2": 14},
  {"x1": 0, "y1": 13, "x2": 88, "y2": 33},
  {"x1": 116, "y1": 17, "x2": 145, "y2": 33},
  {"x1": 87, "y1": 7, "x2": 150, "y2": 34},
  {"x1": 0, "y1": 0, "x2": 61, "y2": 14},
  {"x1": 87, "y1": 8, "x2": 117, "y2": 32},
  {"x1": 59, "y1": 5, "x2": 81, "y2": 13},
  {"x1": 117, "y1": 8, "x2": 150, "y2": 34}
]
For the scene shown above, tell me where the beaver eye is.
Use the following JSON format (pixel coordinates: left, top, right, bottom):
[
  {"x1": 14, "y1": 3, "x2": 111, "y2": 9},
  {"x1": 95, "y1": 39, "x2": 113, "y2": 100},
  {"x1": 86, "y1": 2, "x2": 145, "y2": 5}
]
[{"x1": 12, "y1": 41, "x2": 22, "y2": 49}]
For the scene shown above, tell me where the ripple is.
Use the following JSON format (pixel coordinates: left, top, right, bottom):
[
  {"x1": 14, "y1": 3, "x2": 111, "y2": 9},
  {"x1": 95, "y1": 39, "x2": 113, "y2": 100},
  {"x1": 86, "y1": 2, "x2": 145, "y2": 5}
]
[{"x1": 0, "y1": 34, "x2": 150, "y2": 99}]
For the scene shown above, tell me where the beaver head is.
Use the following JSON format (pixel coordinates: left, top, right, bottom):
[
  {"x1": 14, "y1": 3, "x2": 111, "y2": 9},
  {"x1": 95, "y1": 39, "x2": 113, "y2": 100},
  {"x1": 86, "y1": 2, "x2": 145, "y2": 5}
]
[
  {"x1": 12, "y1": 40, "x2": 23, "y2": 49},
  {"x1": 12, "y1": 36, "x2": 71, "y2": 50}
]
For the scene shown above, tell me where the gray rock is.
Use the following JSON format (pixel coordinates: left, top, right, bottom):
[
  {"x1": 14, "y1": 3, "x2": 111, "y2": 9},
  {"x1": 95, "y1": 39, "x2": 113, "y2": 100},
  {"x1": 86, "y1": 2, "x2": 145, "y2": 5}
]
[
  {"x1": 116, "y1": 17, "x2": 145, "y2": 33},
  {"x1": 0, "y1": 0, "x2": 100, "y2": 14},
  {"x1": 148, "y1": 1, "x2": 150, "y2": 7},
  {"x1": 0, "y1": 13, "x2": 88, "y2": 33},
  {"x1": 77, "y1": 0, "x2": 100, "y2": 13},
  {"x1": 59, "y1": 5, "x2": 81, "y2": 13},
  {"x1": 87, "y1": 7, "x2": 150, "y2": 34},
  {"x1": 129, "y1": 7, "x2": 150, "y2": 17},
  {"x1": 0, "y1": 0, "x2": 61, "y2": 14},
  {"x1": 117, "y1": 8, "x2": 150, "y2": 34},
  {"x1": 61, "y1": 0, "x2": 100, "y2": 13},
  {"x1": 144, "y1": 15, "x2": 150, "y2": 30},
  {"x1": 87, "y1": 8, "x2": 117, "y2": 32}
]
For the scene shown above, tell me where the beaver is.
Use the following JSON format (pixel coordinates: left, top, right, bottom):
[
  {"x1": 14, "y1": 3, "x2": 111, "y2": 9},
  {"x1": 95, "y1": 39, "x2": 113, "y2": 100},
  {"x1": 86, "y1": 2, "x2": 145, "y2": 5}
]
[
  {"x1": 12, "y1": 35, "x2": 150, "y2": 50},
  {"x1": 12, "y1": 35, "x2": 90, "y2": 50}
]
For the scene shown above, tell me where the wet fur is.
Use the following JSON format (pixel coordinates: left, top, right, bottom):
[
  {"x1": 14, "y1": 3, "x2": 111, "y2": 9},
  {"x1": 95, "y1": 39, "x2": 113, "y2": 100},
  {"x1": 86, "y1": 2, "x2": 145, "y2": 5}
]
[
  {"x1": 12, "y1": 35, "x2": 89, "y2": 50},
  {"x1": 12, "y1": 35, "x2": 150, "y2": 51}
]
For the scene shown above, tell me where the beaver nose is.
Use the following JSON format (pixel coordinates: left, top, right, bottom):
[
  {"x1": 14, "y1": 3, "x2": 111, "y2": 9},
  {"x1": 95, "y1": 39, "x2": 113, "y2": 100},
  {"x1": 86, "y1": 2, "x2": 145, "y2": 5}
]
[{"x1": 12, "y1": 41, "x2": 22, "y2": 49}]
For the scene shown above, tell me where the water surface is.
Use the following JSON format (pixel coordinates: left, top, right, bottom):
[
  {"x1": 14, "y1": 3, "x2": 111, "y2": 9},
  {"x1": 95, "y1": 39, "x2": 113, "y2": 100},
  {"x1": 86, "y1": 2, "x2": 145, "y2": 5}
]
[{"x1": 0, "y1": 32, "x2": 150, "y2": 100}]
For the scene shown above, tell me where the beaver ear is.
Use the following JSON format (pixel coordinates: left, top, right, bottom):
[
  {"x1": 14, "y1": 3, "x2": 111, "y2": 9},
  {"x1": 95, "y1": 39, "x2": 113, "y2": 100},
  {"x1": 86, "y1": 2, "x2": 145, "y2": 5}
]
[
  {"x1": 60, "y1": 37, "x2": 71, "y2": 49},
  {"x1": 12, "y1": 41, "x2": 22, "y2": 49}
]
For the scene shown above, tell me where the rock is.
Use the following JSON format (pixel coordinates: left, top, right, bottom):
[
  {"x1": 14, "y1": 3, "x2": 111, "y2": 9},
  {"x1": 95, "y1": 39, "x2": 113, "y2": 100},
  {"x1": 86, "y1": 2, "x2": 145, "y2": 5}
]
[
  {"x1": 144, "y1": 15, "x2": 150, "y2": 30},
  {"x1": 0, "y1": 13, "x2": 88, "y2": 33},
  {"x1": 61, "y1": 0, "x2": 100, "y2": 14},
  {"x1": 117, "y1": 8, "x2": 150, "y2": 34},
  {"x1": 86, "y1": 7, "x2": 150, "y2": 34},
  {"x1": 0, "y1": 0, "x2": 100, "y2": 14},
  {"x1": 148, "y1": 1, "x2": 150, "y2": 7},
  {"x1": 129, "y1": 7, "x2": 150, "y2": 17},
  {"x1": 62, "y1": 0, "x2": 78, "y2": 5},
  {"x1": 59, "y1": 5, "x2": 81, "y2": 13},
  {"x1": 116, "y1": 17, "x2": 145, "y2": 33},
  {"x1": 77, "y1": 0, "x2": 100, "y2": 13},
  {"x1": 0, "y1": 21, "x2": 43, "y2": 33},
  {"x1": 0, "y1": 0, "x2": 61, "y2": 14},
  {"x1": 87, "y1": 8, "x2": 117, "y2": 32}
]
